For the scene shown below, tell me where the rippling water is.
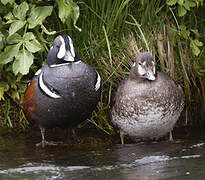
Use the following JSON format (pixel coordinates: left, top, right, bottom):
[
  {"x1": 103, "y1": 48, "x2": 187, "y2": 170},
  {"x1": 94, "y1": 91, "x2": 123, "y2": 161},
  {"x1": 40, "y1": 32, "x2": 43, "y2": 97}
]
[{"x1": 0, "y1": 128, "x2": 205, "y2": 180}]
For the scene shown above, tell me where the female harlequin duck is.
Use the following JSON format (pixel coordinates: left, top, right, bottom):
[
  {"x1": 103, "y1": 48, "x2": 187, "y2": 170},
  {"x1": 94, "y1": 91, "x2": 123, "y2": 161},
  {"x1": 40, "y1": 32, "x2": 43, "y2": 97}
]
[
  {"x1": 111, "y1": 52, "x2": 184, "y2": 144},
  {"x1": 23, "y1": 34, "x2": 101, "y2": 147}
]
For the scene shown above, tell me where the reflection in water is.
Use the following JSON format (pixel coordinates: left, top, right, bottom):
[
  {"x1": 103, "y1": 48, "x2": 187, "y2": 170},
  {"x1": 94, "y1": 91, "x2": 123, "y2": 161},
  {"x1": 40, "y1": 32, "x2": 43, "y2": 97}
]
[{"x1": 0, "y1": 129, "x2": 205, "y2": 179}]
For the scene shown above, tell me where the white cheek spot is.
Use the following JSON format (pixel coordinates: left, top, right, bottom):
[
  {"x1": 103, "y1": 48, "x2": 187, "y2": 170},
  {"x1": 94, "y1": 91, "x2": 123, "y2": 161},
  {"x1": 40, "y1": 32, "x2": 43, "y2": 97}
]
[
  {"x1": 132, "y1": 62, "x2": 136, "y2": 67},
  {"x1": 39, "y1": 72, "x2": 61, "y2": 99},
  {"x1": 67, "y1": 35, "x2": 75, "y2": 58},
  {"x1": 138, "y1": 65, "x2": 146, "y2": 76},
  {"x1": 57, "y1": 36, "x2": 66, "y2": 59},
  {"x1": 95, "y1": 71, "x2": 101, "y2": 91}
]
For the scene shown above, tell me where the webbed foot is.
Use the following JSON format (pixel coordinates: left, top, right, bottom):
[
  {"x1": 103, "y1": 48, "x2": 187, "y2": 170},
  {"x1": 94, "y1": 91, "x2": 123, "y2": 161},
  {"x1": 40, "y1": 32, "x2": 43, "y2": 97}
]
[{"x1": 36, "y1": 140, "x2": 63, "y2": 148}]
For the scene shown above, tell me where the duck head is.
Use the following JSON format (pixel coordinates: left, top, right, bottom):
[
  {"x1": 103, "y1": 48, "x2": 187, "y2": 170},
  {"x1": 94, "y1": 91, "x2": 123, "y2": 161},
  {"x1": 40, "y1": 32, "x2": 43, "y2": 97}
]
[
  {"x1": 46, "y1": 34, "x2": 80, "y2": 65},
  {"x1": 130, "y1": 52, "x2": 156, "y2": 81}
]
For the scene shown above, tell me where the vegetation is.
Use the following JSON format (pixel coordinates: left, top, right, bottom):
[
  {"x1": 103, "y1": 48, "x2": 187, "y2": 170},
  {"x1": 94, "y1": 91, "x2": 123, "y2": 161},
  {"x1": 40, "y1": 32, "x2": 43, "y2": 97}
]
[{"x1": 0, "y1": 0, "x2": 204, "y2": 132}]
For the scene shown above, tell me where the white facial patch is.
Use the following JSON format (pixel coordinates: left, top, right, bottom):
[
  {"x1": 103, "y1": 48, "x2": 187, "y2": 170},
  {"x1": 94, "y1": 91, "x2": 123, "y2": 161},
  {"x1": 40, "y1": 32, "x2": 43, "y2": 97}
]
[
  {"x1": 57, "y1": 36, "x2": 66, "y2": 59},
  {"x1": 95, "y1": 71, "x2": 101, "y2": 91},
  {"x1": 39, "y1": 72, "x2": 61, "y2": 98},
  {"x1": 132, "y1": 62, "x2": 136, "y2": 67},
  {"x1": 67, "y1": 35, "x2": 75, "y2": 58},
  {"x1": 138, "y1": 64, "x2": 146, "y2": 76}
]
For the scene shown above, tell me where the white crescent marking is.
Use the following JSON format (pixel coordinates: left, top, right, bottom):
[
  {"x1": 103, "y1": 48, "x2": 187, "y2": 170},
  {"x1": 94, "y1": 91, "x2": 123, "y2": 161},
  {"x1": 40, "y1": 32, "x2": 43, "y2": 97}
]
[
  {"x1": 67, "y1": 35, "x2": 75, "y2": 58},
  {"x1": 95, "y1": 71, "x2": 101, "y2": 91},
  {"x1": 39, "y1": 72, "x2": 61, "y2": 98},
  {"x1": 35, "y1": 68, "x2": 42, "y2": 76}
]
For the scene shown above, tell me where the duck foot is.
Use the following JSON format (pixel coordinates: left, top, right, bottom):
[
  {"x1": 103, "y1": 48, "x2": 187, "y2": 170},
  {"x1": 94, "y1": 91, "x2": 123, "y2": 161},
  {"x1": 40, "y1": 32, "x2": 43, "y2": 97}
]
[
  {"x1": 169, "y1": 131, "x2": 174, "y2": 141},
  {"x1": 66, "y1": 128, "x2": 80, "y2": 143},
  {"x1": 36, "y1": 140, "x2": 63, "y2": 148},
  {"x1": 71, "y1": 129, "x2": 80, "y2": 142},
  {"x1": 120, "y1": 130, "x2": 125, "y2": 145}
]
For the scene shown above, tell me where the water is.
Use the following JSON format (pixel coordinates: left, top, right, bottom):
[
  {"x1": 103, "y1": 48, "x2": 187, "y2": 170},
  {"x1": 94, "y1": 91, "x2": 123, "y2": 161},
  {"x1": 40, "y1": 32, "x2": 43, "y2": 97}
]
[{"x1": 0, "y1": 128, "x2": 205, "y2": 180}]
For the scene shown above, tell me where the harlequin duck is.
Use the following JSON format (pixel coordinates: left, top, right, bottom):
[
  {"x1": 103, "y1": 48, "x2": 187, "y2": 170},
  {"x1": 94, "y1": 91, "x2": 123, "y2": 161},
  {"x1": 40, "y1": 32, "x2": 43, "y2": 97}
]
[
  {"x1": 23, "y1": 34, "x2": 101, "y2": 147},
  {"x1": 111, "y1": 52, "x2": 184, "y2": 144}
]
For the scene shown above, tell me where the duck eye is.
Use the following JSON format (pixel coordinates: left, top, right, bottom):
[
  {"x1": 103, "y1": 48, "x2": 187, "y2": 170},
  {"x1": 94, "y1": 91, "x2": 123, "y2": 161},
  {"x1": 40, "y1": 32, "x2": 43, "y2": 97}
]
[{"x1": 138, "y1": 62, "x2": 142, "y2": 66}]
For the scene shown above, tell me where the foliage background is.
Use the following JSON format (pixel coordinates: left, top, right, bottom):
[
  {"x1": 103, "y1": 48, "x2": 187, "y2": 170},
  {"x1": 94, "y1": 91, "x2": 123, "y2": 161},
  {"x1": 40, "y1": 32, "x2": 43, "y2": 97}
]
[{"x1": 0, "y1": 0, "x2": 204, "y2": 133}]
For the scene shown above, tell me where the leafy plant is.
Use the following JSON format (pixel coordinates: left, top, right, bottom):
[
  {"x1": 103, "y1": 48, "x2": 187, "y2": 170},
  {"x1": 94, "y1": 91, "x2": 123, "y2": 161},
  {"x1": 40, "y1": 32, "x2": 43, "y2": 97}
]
[
  {"x1": 0, "y1": 0, "x2": 80, "y2": 127},
  {"x1": 0, "y1": 0, "x2": 204, "y2": 131}
]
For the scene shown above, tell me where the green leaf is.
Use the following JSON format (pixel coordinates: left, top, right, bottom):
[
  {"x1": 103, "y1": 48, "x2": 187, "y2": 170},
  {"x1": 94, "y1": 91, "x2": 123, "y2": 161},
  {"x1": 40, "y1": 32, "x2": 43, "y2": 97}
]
[
  {"x1": 177, "y1": 0, "x2": 184, "y2": 5},
  {"x1": 25, "y1": 39, "x2": 42, "y2": 53},
  {"x1": 190, "y1": 39, "x2": 201, "y2": 56},
  {"x1": 178, "y1": 5, "x2": 187, "y2": 16},
  {"x1": 11, "y1": 91, "x2": 20, "y2": 101},
  {"x1": 70, "y1": 0, "x2": 81, "y2": 31},
  {"x1": 9, "y1": 20, "x2": 26, "y2": 36},
  {"x1": 4, "y1": 12, "x2": 14, "y2": 24},
  {"x1": 57, "y1": 0, "x2": 71, "y2": 23},
  {"x1": 166, "y1": 0, "x2": 177, "y2": 6},
  {"x1": 191, "y1": 29, "x2": 200, "y2": 37},
  {"x1": 0, "y1": 43, "x2": 21, "y2": 64},
  {"x1": 13, "y1": 1, "x2": 29, "y2": 20},
  {"x1": 12, "y1": 49, "x2": 34, "y2": 75},
  {"x1": 186, "y1": 0, "x2": 196, "y2": 7},
  {"x1": 7, "y1": 33, "x2": 22, "y2": 43},
  {"x1": 0, "y1": 82, "x2": 9, "y2": 91},
  {"x1": 56, "y1": 0, "x2": 81, "y2": 31},
  {"x1": 179, "y1": 25, "x2": 190, "y2": 40},
  {"x1": 193, "y1": 39, "x2": 203, "y2": 47},
  {"x1": 24, "y1": 32, "x2": 35, "y2": 41},
  {"x1": 183, "y1": 2, "x2": 190, "y2": 10},
  {"x1": 1, "y1": 0, "x2": 14, "y2": 5},
  {"x1": 23, "y1": 32, "x2": 42, "y2": 53},
  {"x1": 28, "y1": 6, "x2": 53, "y2": 29},
  {"x1": 0, "y1": 32, "x2": 4, "y2": 50},
  {"x1": 0, "y1": 82, "x2": 9, "y2": 100},
  {"x1": 41, "y1": 24, "x2": 56, "y2": 35}
]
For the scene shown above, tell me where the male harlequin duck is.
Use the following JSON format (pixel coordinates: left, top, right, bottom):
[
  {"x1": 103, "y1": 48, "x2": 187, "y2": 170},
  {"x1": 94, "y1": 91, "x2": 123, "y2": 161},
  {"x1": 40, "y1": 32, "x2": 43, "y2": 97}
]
[
  {"x1": 23, "y1": 34, "x2": 101, "y2": 147},
  {"x1": 111, "y1": 52, "x2": 184, "y2": 144}
]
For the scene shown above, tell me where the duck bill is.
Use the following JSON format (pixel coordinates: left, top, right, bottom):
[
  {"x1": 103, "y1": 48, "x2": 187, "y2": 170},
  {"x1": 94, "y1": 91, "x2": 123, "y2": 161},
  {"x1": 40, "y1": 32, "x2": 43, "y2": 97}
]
[{"x1": 145, "y1": 71, "x2": 156, "y2": 81}]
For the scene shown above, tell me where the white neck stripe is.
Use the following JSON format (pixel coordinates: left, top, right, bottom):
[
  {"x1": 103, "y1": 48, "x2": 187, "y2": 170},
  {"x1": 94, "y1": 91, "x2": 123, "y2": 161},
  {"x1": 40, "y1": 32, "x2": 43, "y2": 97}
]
[
  {"x1": 49, "y1": 61, "x2": 81, "y2": 68},
  {"x1": 49, "y1": 62, "x2": 71, "y2": 68},
  {"x1": 95, "y1": 71, "x2": 101, "y2": 91},
  {"x1": 39, "y1": 72, "x2": 61, "y2": 98}
]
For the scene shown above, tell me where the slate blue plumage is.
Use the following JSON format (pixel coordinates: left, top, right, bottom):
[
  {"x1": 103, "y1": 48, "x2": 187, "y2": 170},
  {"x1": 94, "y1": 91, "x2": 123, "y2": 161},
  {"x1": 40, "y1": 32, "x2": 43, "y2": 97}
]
[{"x1": 23, "y1": 35, "x2": 101, "y2": 147}]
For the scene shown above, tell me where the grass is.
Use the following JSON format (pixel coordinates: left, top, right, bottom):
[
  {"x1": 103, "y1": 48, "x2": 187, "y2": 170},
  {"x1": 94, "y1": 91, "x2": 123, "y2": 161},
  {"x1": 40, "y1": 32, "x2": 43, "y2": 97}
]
[
  {"x1": 72, "y1": 0, "x2": 205, "y2": 131},
  {"x1": 0, "y1": 0, "x2": 204, "y2": 131}
]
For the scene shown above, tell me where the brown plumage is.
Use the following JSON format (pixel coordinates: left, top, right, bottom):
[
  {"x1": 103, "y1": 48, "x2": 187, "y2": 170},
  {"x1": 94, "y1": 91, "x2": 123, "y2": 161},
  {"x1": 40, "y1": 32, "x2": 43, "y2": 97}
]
[{"x1": 23, "y1": 80, "x2": 37, "y2": 122}]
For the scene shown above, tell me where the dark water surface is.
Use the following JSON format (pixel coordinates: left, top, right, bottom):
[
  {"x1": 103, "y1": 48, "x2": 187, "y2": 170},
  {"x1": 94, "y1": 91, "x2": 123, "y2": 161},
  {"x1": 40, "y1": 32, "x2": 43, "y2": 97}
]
[{"x1": 0, "y1": 128, "x2": 205, "y2": 180}]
